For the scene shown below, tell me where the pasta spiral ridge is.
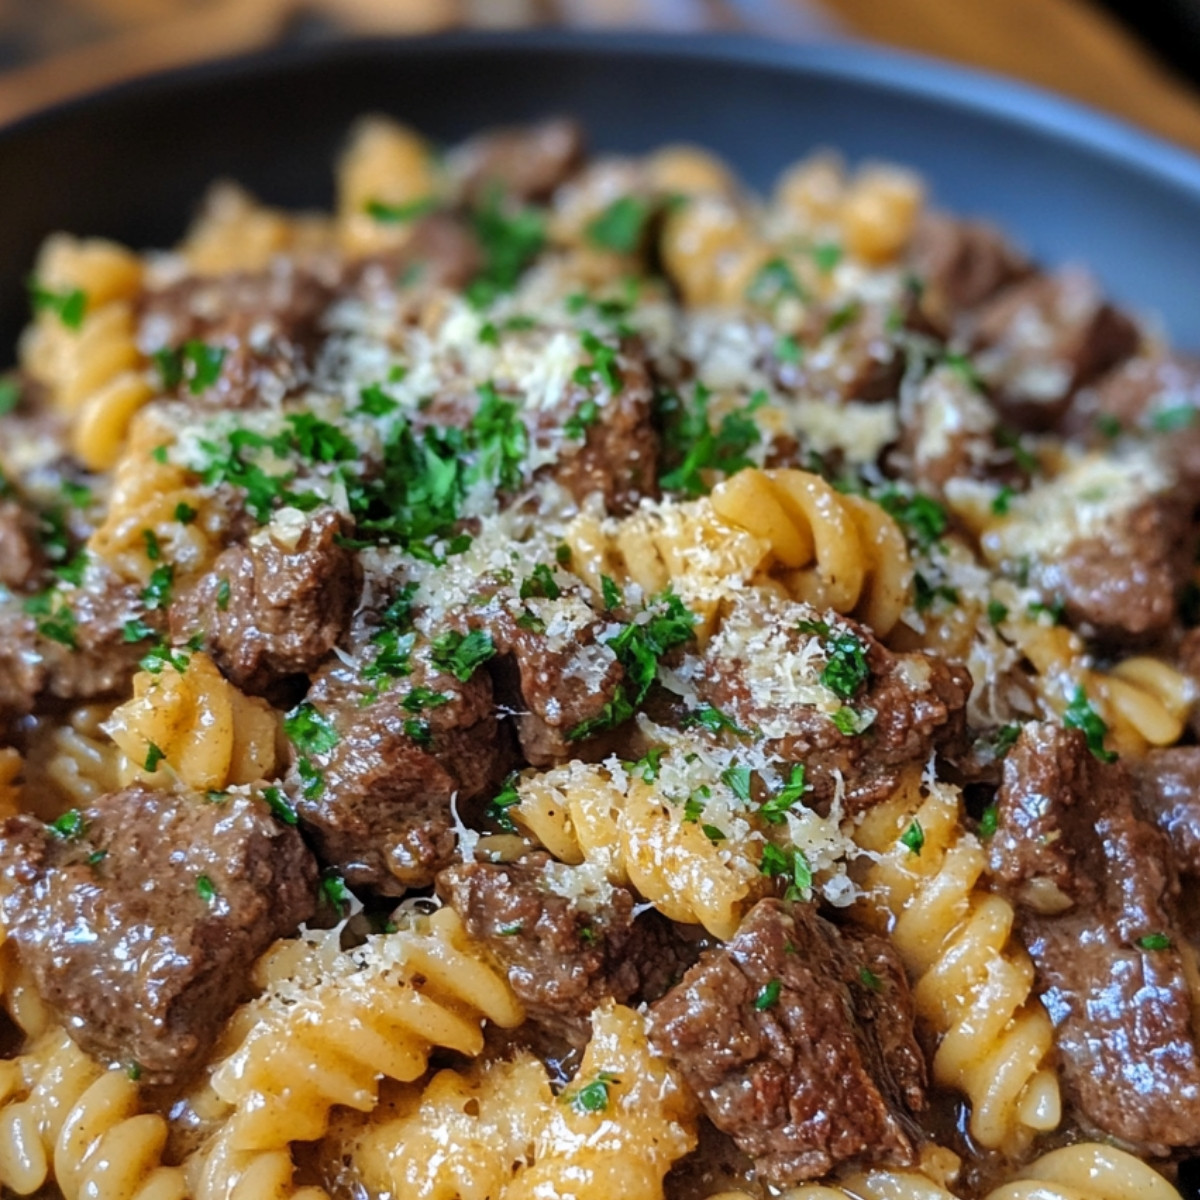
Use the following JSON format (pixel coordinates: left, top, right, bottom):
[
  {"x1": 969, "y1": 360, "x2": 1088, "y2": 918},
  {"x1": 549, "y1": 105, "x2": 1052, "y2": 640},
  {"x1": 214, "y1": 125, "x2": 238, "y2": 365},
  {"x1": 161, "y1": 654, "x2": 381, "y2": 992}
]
[
  {"x1": 567, "y1": 468, "x2": 912, "y2": 639},
  {"x1": 853, "y1": 774, "x2": 1060, "y2": 1152},
  {"x1": 18, "y1": 233, "x2": 151, "y2": 471},
  {"x1": 0, "y1": 1027, "x2": 185, "y2": 1200},
  {"x1": 193, "y1": 907, "x2": 522, "y2": 1178}
]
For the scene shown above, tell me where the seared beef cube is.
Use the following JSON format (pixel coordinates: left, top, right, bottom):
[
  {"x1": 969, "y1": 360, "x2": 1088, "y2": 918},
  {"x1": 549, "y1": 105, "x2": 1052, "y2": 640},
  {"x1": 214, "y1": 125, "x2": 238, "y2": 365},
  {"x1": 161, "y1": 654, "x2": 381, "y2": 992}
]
[
  {"x1": 0, "y1": 499, "x2": 45, "y2": 591},
  {"x1": 773, "y1": 301, "x2": 904, "y2": 405},
  {"x1": 0, "y1": 785, "x2": 317, "y2": 1085},
  {"x1": 1053, "y1": 495, "x2": 1192, "y2": 642},
  {"x1": 476, "y1": 595, "x2": 625, "y2": 766},
  {"x1": 344, "y1": 212, "x2": 482, "y2": 294},
  {"x1": 694, "y1": 595, "x2": 970, "y2": 814},
  {"x1": 990, "y1": 723, "x2": 1200, "y2": 1150},
  {"x1": 1069, "y1": 354, "x2": 1200, "y2": 485},
  {"x1": 1135, "y1": 747, "x2": 1200, "y2": 881},
  {"x1": 908, "y1": 212, "x2": 1032, "y2": 316},
  {"x1": 0, "y1": 608, "x2": 42, "y2": 723},
  {"x1": 537, "y1": 339, "x2": 660, "y2": 514},
  {"x1": 138, "y1": 261, "x2": 333, "y2": 410},
  {"x1": 171, "y1": 508, "x2": 359, "y2": 696},
  {"x1": 970, "y1": 269, "x2": 1139, "y2": 431},
  {"x1": 438, "y1": 853, "x2": 699, "y2": 1046},
  {"x1": 648, "y1": 900, "x2": 925, "y2": 1186},
  {"x1": 294, "y1": 647, "x2": 512, "y2": 894},
  {"x1": 451, "y1": 118, "x2": 585, "y2": 205}
]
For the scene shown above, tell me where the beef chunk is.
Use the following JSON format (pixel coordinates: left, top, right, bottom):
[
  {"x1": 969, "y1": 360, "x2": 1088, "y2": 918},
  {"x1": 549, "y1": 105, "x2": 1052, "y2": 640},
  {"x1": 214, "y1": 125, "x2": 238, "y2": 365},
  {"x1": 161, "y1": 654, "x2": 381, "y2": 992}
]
[
  {"x1": 772, "y1": 301, "x2": 904, "y2": 405},
  {"x1": 474, "y1": 592, "x2": 625, "y2": 766},
  {"x1": 294, "y1": 641, "x2": 512, "y2": 894},
  {"x1": 694, "y1": 595, "x2": 970, "y2": 814},
  {"x1": 989, "y1": 723, "x2": 1200, "y2": 1150},
  {"x1": 139, "y1": 261, "x2": 333, "y2": 410},
  {"x1": 343, "y1": 212, "x2": 482, "y2": 294},
  {"x1": 536, "y1": 338, "x2": 659, "y2": 514},
  {"x1": 437, "y1": 852, "x2": 699, "y2": 1046},
  {"x1": 171, "y1": 509, "x2": 359, "y2": 696},
  {"x1": 969, "y1": 270, "x2": 1139, "y2": 431},
  {"x1": 1069, "y1": 354, "x2": 1200, "y2": 484},
  {"x1": 648, "y1": 900, "x2": 925, "y2": 1185},
  {"x1": 908, "y1": 213, "x2": 1032, "y2": 318},
  {"x1": 1053, "y1": 495, "x2": 1192, "y2": 642},
  {"x1": 0, "y1": 786, "x2": 317, "y2": 1085},
  {"x1": 0, "y1": 499, "x2": 44, "y2": 591},
  {"x1": 1134, "y1": 747, "x2": 1200, "y2": 880},
  {"x1": 451, "y1": 118, "x2": 585, "y2": 205},
  {"x1": 0, "y1": 608, "x2": 42, "y2": 723}
]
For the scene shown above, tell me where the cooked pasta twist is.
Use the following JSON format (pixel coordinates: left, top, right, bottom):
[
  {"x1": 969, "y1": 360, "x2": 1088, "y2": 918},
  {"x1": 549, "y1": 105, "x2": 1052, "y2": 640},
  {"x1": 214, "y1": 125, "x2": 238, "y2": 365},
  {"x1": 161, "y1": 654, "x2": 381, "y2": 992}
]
[
  {"x1": 566, "y1": 469, "x2": 911, "y2": 639},
  {"x1": 105, "y1": 650, "x2": 279, "y2": 792},
  {"x1": 336, "y1": 1002, "x2": 696, "y2": 1200},
  {"x1": 18, "y1": 233, "x2": 151, "y2": 471},
  {"x1": 20, "y1": 703, "x2": 122, "y2": 814},
  {"x1": 1006, "y1": 618, "x2": 1195, "y2": 755},
  {"x1": 336, "y1": 115, "x2": 442, "y2": 257},
  {"x1": 0, "y1": 1027, "x2": 185, "y2": 1200},
  {"x1": 190, "y1": 905, "x2": 522, "y2": 1185},
  {"x1": 854, "y1": 773, "x2": 1060, "y2": 1153},
  {"x1": 514, "y1": 752, "x2": 768, "y2": 941},
  {"x1": 88, "y1": 415, "x2": 220, "y2": 585},
  {"x1": 983, "y1": 1143, "x2": 1182, "y2": 1200}
]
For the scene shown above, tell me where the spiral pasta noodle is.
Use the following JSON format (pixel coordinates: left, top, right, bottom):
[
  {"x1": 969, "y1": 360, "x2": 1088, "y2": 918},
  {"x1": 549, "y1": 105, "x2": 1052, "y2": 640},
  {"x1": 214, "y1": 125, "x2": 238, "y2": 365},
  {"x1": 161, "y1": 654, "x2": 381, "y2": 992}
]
[
  {"x1": 189, "y1": 905, "x2": 522, "y2": 1187},
  {"x1": 20, "y1": 703, "x2": 122, "y2": 814},
  {"x1": 104, "y1": 650, "x2": 279, "y2": 792},
  {"x1": 853, "y1": 773, "x2": 1060, "y2": 1153},
  {"x1": 18, "y1": 233, "x2": 151, "y2": 471},
  {"x1": 337, "y1": 1002, "x2": 696, "y2": 1200},
  {"x1": 88, "y1": 415, "x2": 220, "y2": 586},
  {"x1": 983, "y1": 1143, "x2": 1182, "y2": 1200},
  {"x1": 0, "y1": 1027, "x2": 185, "y2": 1199}
]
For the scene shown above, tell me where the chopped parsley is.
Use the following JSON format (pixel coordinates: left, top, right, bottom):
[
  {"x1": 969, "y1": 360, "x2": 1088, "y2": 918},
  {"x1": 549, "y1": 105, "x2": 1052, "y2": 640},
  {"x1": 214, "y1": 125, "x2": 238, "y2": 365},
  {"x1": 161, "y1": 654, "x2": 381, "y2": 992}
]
[
  {"x1": 702, "y1": 823, "x2": 726, "y2": 842},
  {"x1": 586, "y1": 195, "x2": 651, "y2": 254},
  {"x1": 521, "y1": 563, "x2": 561, "y2": 602},
  {"x1": 29, "y1": 280, "x2": 87, "y2": 329},
  {"x1": 487, "y1": 774, "x2": 522, "y2": 832},
  {"x1": 943, "y1": 351, "x2": 985, "y2": 392},
  {"x1": 987, "y1": 600, "x2": 1008, "y2": 626},
  {"x1": 913, "y1": 573, "x2": 958, "y2": 614},
  {"x1": 746, "y1": 257, "x2": 803, "y2": 307},
  {"x1": 830, "y1": 706, "x2": 868, "y2": 736},
  {"x1": 357, "y1": 383, "x2": 400, "y2": 416},
  {"x1": 682, "y1": 703, "x2": 748, "y2": 737},
  {"x1": 284, "y1": 703, "x2": 339, "y2": 756},
  {"x1": 472, "y1": 383, "x2": 528, "y2": 493},
  {"x1": 565, "y1": 1071, "x2": 620, "y2": 1115},
  {"x1": 753, "y1": 979, "x2": 782, "y2": 1011},
  {"x1": 144, "y1": 743, "x2": 165, "y2": 773},
  {"x1": 759, "y1": 765, "x2": 807, "y2": 824},
  {"x1": 1027, "y1": 596, "x2": 1066, "y2": 625},
  {"x1": 430, "y1": 628, "x2": 496, "y2": 682},
  {"x1": 825, "y1": 300, "x2": 861, "y2": 336},
  {"x1": 402, "y1": 687, "x2": 450, "y2": 712},
  {"x1": 978, "y1": 803, "x2": 999, "y2": 839},
  {"x1": 174, "y1": 502, "x2": 198, "y2": 525},
  {"x1": 683, "y1": 794, "x2": 706, "y2": 823},
  {"x1": 858, "y1": 966, "x2": 883, "y2": 992},
  {"x1": 0, "y1": 378, "x2": 19, "y2": 414},
  {"x1": 632, "y1": 747, "x2": 665, "y2": 783},
  {"x1": 320, "y1": 870, "x2": 352, "y2": 915},
  {"x1": 142, "y1": 529, "x2": 161, "y2": 562},
  {"x1": 1063, "y1": 685, "x2": 1117, "y2": 762},
  {"x1": 262, "y1": 786, "x2": 298, "y2": 826},
  {"x1": 993, "y1": 723, "x2": 1021, "y2": 755},
  {"x1": 122, "y1": 618, "x2": 155, "y2": 644},
  {"x1": 721, "y1": 764, "x2": 752, "y2": 802},
  {"x1": 468, "y1": 191, "x2": 546, "y2": 307},
  {"x1": 138, "y1": 639, "x2": 193, "y2": 675},
  {"x1": 196, "y1": 874, "x2": 217, "y2": 904},
  {"x1": 49, "y1": 809, "x2": 87, "y2": 840},
  {"x1": 216, "y1": 577, "x2": 231, "y2": 611},
  {"x1": 365, "y1": 195, "x2": 437, "y2": 223},
  {"x1": 760, "y1": 843, "x2": 813, "y2": 899},
  {"x1": 997, "y1": 427, "x2": 1037, "y2": 474},
  {"x1": 775, "y1": 334, "x2": 802, "y2": 365},
  {"x1": 568, "y1": 591, "x2": 696, "y2": 740},
  {"x1": 564, "y1": 397, "x2": 601, "y2": 440},
  {"x1": 900, "y1": 819, "x2": 924, "y2": 855},
  {"x1": 600, "y1": 575, "x2": 624, "y2": 611},
  {"x1": 154, "y1": 340, "x2": 227, "y2": 395},
  {"x1": 657, "y1": 384, "x2": 764, "y2": 498},
  {"x1": 991, "y1": 485, "x2": 1014, "y2": 516},
  {"x1": 812, "y1": 242, "x2": 842, "y2": 273},
  {"x1": 876, "y1": 487, "x2": 947, "y2": 550},
  {"x1": 1137, "y1": 932, "x2": 1172, "y2": 951},
  {"x1": 141, "y1": 564, "x2": 174, "y2": 611},
  {"x1": 1095, "y1": 413, "x2": 1122, "y2": 439},
  {"x1": 819, "y1": 631, "x2": 870, "y2": 701},
  {"x1": 25, "y1": 591, "x2": 77, "y2": 648},
  {"x1": 572, "y1": 332, "x2": 622, "y2": 392},
  {"x1": 404, "y1": 718, "x2": 432, "y2": 747},
  {"x1": 1150, "y1": 406, "x2": 1195, "y2": 433}
]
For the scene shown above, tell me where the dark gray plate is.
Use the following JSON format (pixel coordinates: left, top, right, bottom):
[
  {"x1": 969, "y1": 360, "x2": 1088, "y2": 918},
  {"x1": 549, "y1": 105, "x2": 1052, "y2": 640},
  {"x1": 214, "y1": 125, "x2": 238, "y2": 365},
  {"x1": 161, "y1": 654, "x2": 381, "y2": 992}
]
[{"x1": 2, "y1": 31, "x2": 1200, "y2": 353}]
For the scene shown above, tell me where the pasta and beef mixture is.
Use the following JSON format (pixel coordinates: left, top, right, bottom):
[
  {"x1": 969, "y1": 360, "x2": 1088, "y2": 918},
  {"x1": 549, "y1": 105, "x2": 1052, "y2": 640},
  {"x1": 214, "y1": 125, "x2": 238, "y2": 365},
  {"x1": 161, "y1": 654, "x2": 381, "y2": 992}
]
[{"x1": 0, "y1": 115, "x2": 1197, "y2": 1200}]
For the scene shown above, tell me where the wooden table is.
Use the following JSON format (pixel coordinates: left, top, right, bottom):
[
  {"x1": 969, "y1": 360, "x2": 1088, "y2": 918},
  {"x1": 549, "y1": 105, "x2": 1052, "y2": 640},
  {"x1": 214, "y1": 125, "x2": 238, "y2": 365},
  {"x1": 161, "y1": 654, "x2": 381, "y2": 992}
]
[{"x1": 1, "y1": 0, "x2": 1198, "y2": 154}]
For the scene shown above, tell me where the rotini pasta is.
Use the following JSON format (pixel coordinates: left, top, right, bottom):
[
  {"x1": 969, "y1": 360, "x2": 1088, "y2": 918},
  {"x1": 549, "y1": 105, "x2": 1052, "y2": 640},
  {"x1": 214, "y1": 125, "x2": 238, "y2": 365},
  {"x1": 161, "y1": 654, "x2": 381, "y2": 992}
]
[
  {"x1": 19, "y1": 703, "x2": 122, "y2": 815},
  {"x1": 854, "y1": 772, "x2": 1060, "y2": 1153},
  {"x1": 104, "y1": 650, "x2": 279, "y2": 792}
]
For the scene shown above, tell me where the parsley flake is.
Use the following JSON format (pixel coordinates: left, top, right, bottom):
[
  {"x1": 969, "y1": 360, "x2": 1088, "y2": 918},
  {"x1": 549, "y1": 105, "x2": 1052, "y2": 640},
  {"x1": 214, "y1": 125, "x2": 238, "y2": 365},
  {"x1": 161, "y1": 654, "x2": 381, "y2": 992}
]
[
  {"x1": 753, "y1": 979, "x2": 782, "y2": 1011},
  {"x1": 566, "y1": 1071, "x2": 621, "y2": 1115},
  {"x1": 431, "y1": 628, "x2": 496, "y2": 682},
  {"x1": 365, "y1": 196, "x2": 437, "y2": 224},
  {"x1": 1137, "y1": 932, "x2": 1172, "y2": 951},
  {"x1": 900, "y1": 819, "x2": 925, "y2": 855},
  {"x1": 196, "y1": 874, "x2": 217, "y2": 904},
  {"x1": 1063, "y1": 685, "x2": 1117, "y2": 762},
  {"x1": 144, "y1": 743, "x2": 166, "y2": 773},
  {"x1": 262, "y1": 786, "x2": 298, "y2": 826},
  {"x1": 586, "y1": 195, "x2": 651, "y2": 254},
  {"x1": 29, "y1": 280, "x2": 86, "y2": 329},
  {"x1": 49, "y1": 810, "x2": 88, "y2": 840},
  {"x1": 759, "y1": 765, "x2": 806, "y2": 824}
]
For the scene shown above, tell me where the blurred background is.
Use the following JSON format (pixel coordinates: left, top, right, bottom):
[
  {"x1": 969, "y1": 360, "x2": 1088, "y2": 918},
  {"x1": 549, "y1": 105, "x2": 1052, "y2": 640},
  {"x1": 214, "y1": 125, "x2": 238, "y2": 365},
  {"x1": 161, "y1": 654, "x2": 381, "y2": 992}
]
[{"x1": 0, "y1": 0, "x2": 1198, "y2": 152}]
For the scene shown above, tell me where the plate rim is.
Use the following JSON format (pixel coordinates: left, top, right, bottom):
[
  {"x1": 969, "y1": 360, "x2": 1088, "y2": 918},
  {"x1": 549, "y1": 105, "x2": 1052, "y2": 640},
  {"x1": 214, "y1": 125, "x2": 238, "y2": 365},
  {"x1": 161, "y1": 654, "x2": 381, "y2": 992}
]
[{"x1": 2, "y1": 29, "x2": 1200, "y2": 198}]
